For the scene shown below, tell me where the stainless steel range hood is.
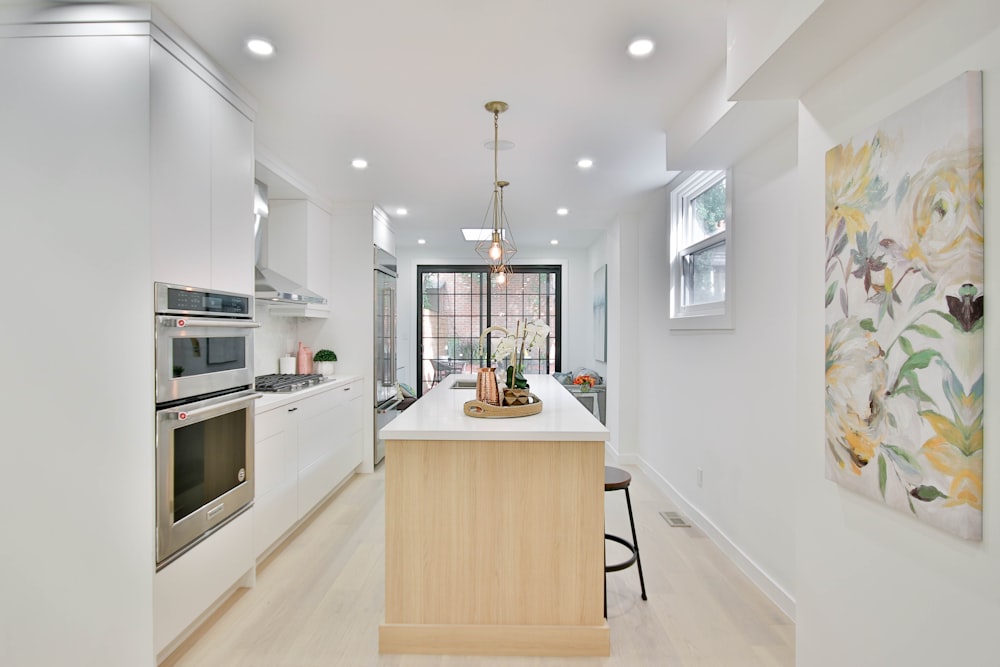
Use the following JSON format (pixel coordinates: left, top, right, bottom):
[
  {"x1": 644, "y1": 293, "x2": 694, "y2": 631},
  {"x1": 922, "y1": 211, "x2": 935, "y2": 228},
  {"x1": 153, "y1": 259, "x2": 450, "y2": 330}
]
[
  {"x1": 254, "y1": 265, "x2": 327, "y2": 304},
  {"x1": 253, "y1": 180, "x2": 328, "y2": 305}
]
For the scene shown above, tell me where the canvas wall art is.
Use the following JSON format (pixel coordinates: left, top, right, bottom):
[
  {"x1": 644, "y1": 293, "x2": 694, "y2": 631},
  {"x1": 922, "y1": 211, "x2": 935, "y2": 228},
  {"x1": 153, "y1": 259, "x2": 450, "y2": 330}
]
[
  {"x1": 594, "y1": 265, "x2": 607, "y2": 362},
  {"x1": 824, "y1": 71, "x2": 984, "y2": 541}
]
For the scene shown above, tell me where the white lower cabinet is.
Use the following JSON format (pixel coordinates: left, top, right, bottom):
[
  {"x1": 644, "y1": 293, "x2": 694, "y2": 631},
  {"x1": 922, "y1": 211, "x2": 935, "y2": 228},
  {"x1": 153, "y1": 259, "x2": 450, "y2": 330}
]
[
  {"x1": 154, "y1": 510, "x2": 254, "y2": 659},
  {"x1": 254, "y1": 379, "x2": 364, "y2": 559}
]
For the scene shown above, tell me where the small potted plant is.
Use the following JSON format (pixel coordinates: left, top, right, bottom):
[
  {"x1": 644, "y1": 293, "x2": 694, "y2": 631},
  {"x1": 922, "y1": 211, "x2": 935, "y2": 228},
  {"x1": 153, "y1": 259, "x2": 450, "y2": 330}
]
[{"x1": 313, "y1": 349, "x2": 337, "y2": 376}]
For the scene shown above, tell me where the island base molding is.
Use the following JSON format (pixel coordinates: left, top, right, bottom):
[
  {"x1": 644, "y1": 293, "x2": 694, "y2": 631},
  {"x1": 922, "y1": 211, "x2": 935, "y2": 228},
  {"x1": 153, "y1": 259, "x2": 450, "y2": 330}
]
[{"x1": 378, "y1": 622, "x2": 610, "y2": 656}]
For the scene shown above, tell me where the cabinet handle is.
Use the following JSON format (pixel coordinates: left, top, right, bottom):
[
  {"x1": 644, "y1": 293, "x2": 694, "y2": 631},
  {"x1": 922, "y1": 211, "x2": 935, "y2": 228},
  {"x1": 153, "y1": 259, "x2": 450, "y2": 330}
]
[
  {"x1": 287, "y1": 407, "x2": 298, "y2": 412},
  {"x1": 343, "y1": 387, "x2": 351, "y2": 392}
]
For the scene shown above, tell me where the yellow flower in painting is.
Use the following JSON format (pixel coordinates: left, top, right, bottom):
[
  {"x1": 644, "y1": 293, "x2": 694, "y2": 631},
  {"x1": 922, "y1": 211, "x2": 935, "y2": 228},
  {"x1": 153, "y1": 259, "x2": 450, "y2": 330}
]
[
  {"x1": 825, "y1": 131, "x2": 892, "y2": 238},
  {"x1": 918, "y1": 374, "x2": 984, "y2": 510},
  {"x1": 901, "y1": 137, "x2": 984, "y2": 289},
  {"x1": 826, "y1": 318, "x2": 888, "y2": 474}
]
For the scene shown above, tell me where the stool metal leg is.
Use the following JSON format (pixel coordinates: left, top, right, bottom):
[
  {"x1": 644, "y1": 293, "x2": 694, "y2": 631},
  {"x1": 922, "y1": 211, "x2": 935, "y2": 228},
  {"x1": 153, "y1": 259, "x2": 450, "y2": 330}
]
[{"x1": 624, "y1": 487, "x2": 647, "y2": 600}]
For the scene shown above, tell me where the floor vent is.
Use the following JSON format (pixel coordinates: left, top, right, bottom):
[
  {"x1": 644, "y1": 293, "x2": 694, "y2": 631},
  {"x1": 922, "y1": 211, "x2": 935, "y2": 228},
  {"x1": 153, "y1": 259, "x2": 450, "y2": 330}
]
[{"x1": 660, "y1": 511, "x2": 691, "y2": 527}]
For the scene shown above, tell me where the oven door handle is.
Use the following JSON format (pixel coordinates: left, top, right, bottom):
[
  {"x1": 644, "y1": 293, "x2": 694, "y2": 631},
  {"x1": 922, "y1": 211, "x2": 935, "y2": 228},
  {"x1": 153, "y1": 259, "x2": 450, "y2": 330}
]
[
  {"x1": 165, "y1": 393, "x2": 262, "y2": 420},
  {"x1": 158, "y1": 316, "x2": 260, "y2": 329}
]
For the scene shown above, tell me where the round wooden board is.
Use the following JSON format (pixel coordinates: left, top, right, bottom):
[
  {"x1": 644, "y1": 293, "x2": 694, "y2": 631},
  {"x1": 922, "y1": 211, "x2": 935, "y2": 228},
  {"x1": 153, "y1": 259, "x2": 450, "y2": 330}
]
[{"x1": 463, "y1": 394, "x2": 543, "y2": 418}]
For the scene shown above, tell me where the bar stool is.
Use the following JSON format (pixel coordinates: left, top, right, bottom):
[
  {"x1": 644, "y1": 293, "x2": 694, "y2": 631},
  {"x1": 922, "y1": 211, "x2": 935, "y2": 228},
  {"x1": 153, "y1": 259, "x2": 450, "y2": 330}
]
[{"x1": 604, "y1": 466, "x2": 647, "y2": 616}]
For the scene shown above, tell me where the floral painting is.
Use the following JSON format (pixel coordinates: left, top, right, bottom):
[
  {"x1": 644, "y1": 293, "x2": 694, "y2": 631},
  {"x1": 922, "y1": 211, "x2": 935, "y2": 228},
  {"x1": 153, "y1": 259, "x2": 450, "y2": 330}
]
[{"x1": 825, "y1": 71, "x2": 984, "y2": 541}]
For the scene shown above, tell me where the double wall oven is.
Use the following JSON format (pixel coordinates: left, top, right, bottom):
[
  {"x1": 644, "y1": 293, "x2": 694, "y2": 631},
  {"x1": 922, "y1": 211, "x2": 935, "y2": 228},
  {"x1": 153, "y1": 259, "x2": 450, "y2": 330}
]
[{"x1": 154, "y1": 283, "x2": 259, "y2": 568}]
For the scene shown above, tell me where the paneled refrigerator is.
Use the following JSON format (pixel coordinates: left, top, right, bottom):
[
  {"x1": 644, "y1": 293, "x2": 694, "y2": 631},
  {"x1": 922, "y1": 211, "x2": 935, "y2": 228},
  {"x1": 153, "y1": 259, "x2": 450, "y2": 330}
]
[{"x1": 374, "y1": 247, "x2": 400, "y2": 465}]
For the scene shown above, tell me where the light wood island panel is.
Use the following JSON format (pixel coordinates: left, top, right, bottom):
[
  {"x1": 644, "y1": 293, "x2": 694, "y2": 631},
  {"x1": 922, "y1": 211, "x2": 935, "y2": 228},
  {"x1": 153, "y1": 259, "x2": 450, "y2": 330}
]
[{"x1": 379, "y1": 375, "x2": 611, "y2": 656}]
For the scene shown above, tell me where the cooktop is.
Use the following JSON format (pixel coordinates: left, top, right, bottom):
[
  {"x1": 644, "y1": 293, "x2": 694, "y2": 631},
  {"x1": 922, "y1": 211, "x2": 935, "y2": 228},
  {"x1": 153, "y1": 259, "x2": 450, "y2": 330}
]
[{"x1": 255, "y1": 373, "x2": 328, "y2": 393}]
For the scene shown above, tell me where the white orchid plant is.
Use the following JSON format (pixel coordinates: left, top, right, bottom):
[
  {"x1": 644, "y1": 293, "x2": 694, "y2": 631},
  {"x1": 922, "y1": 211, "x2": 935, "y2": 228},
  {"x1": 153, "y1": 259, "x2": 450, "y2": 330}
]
[{"x1": 477, "y1": 319, "x2": 551, "y2": 389}]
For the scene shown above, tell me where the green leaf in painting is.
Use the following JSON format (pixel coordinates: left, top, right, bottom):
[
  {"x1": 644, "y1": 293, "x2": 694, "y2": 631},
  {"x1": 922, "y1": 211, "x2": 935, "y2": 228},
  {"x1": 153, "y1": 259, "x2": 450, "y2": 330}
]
[
  {"x1": 859, "y1": 318, "x2": 876, "y2": 332},
  {"x1": 883, "y1": 444, "x2": 922, "y2": 479},
  {"x1": 826, "y1": 281, "x2": 837, "y2": 307},
  {"x1": 899, "y1": 336, "x2": 914, "y2": 356},
  {"x1": 892, "y1": 383, "x2": 934, "y2": 404},
  {"x1": 897, "y1": 349, "x2": 941, "y2": 377},
  {"x1": 910, "y1": 485, "x2": 948, "y2": 502},
  {"x1": 906, "y1": 323, "x2": 942, "y2": 340},
  {"x1": 878, "y1": 453, "x2": 887, "y2": 499},
  {"x1": 912, "y1": 282, "x2": 936, "y2": 307}
]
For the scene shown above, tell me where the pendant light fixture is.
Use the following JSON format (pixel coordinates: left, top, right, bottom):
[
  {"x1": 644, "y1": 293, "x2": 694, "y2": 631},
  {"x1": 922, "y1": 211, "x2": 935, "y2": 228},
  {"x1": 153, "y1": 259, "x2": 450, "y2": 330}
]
[{"x1": 475, "y1": 100, "x2": 517, "y2": 284}]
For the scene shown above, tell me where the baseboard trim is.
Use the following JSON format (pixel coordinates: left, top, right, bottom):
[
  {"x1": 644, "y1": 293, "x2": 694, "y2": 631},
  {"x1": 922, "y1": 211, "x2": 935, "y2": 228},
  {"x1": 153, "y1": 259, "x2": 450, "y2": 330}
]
[
  {"x1": 379, "y1": 622, "x2": 610, "y2": 656},
  {"x1": 636, "y1": 457, "x2": 796, "y2": 621}
]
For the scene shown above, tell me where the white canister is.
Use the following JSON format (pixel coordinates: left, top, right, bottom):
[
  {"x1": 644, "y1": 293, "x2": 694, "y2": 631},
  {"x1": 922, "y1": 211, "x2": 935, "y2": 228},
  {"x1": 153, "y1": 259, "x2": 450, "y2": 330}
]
[{"x1": 278, "y1": 356, "x2": 296, "y2": 374}]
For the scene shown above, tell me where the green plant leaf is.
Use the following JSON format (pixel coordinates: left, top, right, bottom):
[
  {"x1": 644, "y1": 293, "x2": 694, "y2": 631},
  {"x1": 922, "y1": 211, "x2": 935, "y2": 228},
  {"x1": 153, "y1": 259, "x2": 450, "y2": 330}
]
[
  {"x1": 878, "y1": 453, "x2": 887, "y2": 499},
  {"x1": 826, "y1": 281, "x2": 838, "y2": 307},
  {"x1": 910, "y1": 485, "x2": 948, "y2": 502},
  {"x1": 860, "y1": 318, "x2": 876, "y2": 332}
]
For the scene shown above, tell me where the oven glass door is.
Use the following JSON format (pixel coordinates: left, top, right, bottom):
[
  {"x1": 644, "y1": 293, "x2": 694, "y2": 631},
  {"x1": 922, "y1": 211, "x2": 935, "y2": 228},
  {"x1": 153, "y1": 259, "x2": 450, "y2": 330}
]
[
  {"x1": 155, "y1": 316, "x2": 257, "y2": 403},
  {"x1": 156, "y1": 390, "x2": 257, "y2": 566}
]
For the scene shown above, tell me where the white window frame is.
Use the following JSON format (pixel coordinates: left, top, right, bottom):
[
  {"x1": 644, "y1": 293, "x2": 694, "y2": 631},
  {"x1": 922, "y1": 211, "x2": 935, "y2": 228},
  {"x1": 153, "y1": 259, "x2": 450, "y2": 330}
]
[{"x1": 668, "y1": 169, "x2": 733, "y2": 330}]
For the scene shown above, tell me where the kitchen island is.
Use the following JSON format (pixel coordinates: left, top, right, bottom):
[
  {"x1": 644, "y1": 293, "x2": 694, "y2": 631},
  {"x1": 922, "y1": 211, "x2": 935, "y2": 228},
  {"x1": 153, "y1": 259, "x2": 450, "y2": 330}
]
[{"x1": 378, "y1": 373, "x2": 611, "y2": 657}]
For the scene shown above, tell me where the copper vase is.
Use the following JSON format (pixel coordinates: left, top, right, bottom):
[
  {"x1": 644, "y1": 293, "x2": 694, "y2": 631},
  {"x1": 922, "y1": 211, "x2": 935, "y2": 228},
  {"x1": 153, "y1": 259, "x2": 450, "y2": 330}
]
[{"x1": 476, "y1": 367, "x2": 500, "y2": 406}]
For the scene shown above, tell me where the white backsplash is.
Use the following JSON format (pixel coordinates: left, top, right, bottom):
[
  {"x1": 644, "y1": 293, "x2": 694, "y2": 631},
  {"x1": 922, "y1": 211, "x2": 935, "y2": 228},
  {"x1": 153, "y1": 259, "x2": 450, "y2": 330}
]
[{"x1": 254, "y1": 304, "x2": 300, "y2": 375}]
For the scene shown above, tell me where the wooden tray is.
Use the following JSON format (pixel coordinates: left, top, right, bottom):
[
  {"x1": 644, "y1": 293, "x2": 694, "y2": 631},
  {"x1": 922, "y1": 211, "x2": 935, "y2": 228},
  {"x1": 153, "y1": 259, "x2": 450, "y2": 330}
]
[{"x1": 464, "y1": 394, "x2": 543, "y2": 418}]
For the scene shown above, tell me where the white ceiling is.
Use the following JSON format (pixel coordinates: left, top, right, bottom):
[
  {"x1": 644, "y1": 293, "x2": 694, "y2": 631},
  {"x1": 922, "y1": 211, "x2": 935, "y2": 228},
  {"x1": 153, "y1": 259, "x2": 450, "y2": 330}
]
[{"x1": 160, "y1": 0, "x2": 728, "y2": 252}]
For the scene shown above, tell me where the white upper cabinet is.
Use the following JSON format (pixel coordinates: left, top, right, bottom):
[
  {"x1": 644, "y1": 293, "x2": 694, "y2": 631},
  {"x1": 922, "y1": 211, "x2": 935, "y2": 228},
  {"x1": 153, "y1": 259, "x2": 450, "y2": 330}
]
[
  {"x1": 210, "y1": 93, "x2": 255, "y2": 295},
  {"x1": 150, "y1": 42, "x2": 255, "y2": 295},
  {"x1": 150, "y1": 43, "x2": 212, "y2": 290}
]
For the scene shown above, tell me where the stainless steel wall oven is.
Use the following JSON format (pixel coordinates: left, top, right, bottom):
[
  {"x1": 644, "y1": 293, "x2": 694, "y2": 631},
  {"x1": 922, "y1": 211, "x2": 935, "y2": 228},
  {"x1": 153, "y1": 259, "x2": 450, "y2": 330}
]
[{"x1": 154, "y1": 283, "x2": 259, "y2": 568}]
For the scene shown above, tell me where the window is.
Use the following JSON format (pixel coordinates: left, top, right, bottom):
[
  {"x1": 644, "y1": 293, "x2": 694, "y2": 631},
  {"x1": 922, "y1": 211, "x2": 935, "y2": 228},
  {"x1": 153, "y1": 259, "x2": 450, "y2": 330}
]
[
  {"x1": 417, "y1": 265, "x2": 561, "y2": 395},
  {"x1": 669, "y1": 170, "x2": 732, "y2": 329}
]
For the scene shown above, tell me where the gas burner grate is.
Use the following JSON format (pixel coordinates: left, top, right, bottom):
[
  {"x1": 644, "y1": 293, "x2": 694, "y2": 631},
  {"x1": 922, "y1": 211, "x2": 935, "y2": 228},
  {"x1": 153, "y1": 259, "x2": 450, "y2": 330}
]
[{"x1": 255, "y1": 373, "x2": 327, "y2": 393}]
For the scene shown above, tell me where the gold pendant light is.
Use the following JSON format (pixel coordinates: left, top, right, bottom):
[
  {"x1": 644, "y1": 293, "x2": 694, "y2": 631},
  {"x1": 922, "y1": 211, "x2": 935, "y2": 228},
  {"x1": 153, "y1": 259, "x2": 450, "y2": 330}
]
[{"x1": 475, "y1": 100, "x2": 517, "y2": 283}]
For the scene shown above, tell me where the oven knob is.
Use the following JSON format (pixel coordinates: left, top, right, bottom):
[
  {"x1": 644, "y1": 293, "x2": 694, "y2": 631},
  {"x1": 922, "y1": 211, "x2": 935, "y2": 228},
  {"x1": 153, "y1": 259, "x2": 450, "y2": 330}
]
[{"x1": 238, "y1": 468, "x2": 246, "y2": 483}]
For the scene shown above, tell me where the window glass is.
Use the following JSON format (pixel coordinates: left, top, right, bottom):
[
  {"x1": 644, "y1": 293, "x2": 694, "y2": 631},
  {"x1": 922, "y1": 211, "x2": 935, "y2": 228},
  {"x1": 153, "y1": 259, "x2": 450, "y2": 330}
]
[{"x1": 670, "y1": 170, "x2": 732, "y2": 328}]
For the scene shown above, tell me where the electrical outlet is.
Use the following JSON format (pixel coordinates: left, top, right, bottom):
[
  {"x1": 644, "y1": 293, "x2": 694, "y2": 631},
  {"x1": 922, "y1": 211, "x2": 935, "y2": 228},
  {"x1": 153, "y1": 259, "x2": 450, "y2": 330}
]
[{"x1": 696, "y1": 468, "x2": 703, "y2": 488}]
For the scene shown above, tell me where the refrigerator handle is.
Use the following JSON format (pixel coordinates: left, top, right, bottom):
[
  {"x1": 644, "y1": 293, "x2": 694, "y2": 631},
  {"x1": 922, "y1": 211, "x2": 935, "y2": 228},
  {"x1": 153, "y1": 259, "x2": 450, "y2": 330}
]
[
  {"x1": 390, "y1": 284, "x2": 397, "y2": 386},
  {"x1": 382, "y1": 286, "x2": 394, "y2": 386}
]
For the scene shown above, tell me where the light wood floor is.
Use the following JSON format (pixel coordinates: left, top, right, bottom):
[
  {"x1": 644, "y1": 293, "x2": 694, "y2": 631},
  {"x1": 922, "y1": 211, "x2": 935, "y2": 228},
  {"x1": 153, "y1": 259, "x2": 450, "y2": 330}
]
[{"x1": 162, "y1": 464, "x2": 794, "y2": 667}]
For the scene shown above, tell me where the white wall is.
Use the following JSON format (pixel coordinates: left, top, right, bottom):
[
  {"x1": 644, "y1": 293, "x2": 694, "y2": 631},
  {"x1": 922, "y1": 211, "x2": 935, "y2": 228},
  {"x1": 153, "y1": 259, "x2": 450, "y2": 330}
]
[
  {"x1": 794, "y1": 3, "x2": 1000, "y2": 665},
  {"x1": 635, "y1": 125, "x2": 799, "y2": 615},
  {"x1": 0, "y1": 33, "x2": 155, "y2": 666}
]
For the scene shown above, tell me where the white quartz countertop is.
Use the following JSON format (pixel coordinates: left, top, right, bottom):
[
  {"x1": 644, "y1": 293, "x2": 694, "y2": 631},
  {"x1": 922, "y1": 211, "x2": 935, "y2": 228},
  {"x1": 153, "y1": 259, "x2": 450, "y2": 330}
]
[
  {"x1": 255, "y1": 374, "x2": 363, "y2": 413},
  {"x1": 380, "y1": 373, "x2": 610, "y2": 442}
]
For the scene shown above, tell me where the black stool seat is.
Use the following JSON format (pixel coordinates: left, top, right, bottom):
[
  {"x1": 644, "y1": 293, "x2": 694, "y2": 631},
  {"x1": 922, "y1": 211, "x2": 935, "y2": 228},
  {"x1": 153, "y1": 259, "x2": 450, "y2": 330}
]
[{"x1": 604, "y1": 466, "x2": 647, "y2": 615}]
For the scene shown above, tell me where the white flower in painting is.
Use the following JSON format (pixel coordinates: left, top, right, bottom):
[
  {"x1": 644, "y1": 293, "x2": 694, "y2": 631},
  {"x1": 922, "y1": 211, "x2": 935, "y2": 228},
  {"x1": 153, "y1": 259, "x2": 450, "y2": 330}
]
[
  {"x1": 825, "y1": 318, "x2": 889, "y2": 475},
  {"x1": 901, "y1": 137, "x2": 984, "y2": 289}
]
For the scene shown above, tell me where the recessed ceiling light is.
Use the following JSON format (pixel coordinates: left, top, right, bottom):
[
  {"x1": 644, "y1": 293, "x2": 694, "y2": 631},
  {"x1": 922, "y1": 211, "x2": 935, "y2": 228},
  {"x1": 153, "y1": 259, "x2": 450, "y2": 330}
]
[
  {"x1": 550, "y1": 239, "x2": 559, "y2": 245},
  {"x1": 556, "y1": 207, "x2": 569, "y2": 216},
  {"x1": 396, "y1": 208, "x2": 408, "y2": 216},
  {"x1": 628, "y1": 37, "x2": 655, "y2": 58},
  {"x1": 577, "y1": 158, "x2": 594, "y2": 169},
  {"x1": 351, "y1": 158, "x2": 368, "y2": 169},
  {"x1": 246, "y1": 38, "x2": 274, "y2": 57},
  {"x1": 417, "y1": 239, "x2": 426, "y2": 245}
]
